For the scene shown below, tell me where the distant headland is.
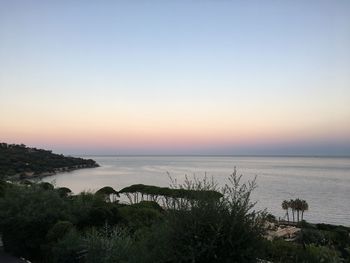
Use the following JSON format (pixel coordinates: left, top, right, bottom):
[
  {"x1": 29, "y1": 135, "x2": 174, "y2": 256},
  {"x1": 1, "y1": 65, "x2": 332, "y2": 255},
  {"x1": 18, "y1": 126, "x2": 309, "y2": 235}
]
[{"x1": 0, "y1": 143, "x2": 99, "y2": 180}]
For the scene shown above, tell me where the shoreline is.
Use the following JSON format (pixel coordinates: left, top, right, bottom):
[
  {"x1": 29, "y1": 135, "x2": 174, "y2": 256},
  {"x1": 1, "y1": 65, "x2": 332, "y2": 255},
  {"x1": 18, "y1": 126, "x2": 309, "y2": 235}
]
[{"x1": 8, "y1": 163, "x2": 99, "y2": 181}]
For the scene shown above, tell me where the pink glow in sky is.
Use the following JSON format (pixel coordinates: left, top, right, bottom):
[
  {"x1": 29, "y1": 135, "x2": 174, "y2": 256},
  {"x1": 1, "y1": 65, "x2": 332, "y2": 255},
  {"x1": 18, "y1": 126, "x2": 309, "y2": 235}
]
[{"x1": 1, "y1": 1, "x2": 350, "y2": 155}]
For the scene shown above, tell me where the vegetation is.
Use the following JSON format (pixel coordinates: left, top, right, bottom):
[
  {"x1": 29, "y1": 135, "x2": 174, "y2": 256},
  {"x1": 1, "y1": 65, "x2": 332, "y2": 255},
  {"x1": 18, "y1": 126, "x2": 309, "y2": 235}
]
[
  {"x1": 0, "y1": 172, "x2": 348, "y2": 262},
  {"x1": 263, "y1": 239, "x2": 343, "y2": 263},
  {"x1": 281, "y1": 199, "x2": 309, "y2": 223},
  {"x1": 0, "y1": 143, "x2": 98, "y2": 179},
  {"x1": 0, "y1": 172, "x2": 270, "y2": 263},
  {"x1": 95, "y1": 186, "x2": 119, "y2": 202},
  {"x1": 119, "y1": 183, "x2": 223, "y2": 206}
]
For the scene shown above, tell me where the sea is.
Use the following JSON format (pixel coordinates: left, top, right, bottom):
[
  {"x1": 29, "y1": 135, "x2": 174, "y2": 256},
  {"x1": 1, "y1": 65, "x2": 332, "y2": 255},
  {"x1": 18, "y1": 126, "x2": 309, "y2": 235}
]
[{"x1": 42, "y1": 156, "x2": 350, "y2": 226}]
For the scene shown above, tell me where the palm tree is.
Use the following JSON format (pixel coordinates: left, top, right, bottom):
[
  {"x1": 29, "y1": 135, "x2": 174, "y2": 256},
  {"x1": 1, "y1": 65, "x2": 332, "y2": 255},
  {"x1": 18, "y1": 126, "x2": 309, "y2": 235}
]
[
  {"x1": 290, "y1": 199, "x2": 296, "y2": 223},
  {"x1": 294, "y1": 198, "x2": 301, "y2": 223},
  {"x1": 300, "y1": 200, "x2": 309, "y2": 221},
  {"x1": 282, "y1": 200, "x2": 290, "y2": 222}
]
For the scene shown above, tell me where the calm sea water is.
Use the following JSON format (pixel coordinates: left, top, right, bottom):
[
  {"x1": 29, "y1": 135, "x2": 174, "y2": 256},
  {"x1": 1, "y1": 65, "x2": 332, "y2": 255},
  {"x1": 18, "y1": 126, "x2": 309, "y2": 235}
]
[{"x1": 43, "y1": 156, "x2": 350, "y2": 226}]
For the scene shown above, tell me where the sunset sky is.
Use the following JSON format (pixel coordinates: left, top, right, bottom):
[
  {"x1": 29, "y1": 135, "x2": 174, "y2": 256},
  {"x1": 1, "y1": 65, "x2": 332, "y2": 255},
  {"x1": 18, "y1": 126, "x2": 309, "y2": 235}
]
[{"x1": 1, "y1": 1, "x2": 350, "y2": 155}]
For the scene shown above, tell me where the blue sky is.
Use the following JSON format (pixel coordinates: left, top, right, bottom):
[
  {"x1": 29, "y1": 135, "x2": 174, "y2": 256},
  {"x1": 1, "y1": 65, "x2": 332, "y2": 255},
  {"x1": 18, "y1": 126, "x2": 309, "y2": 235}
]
[{"x1": 0, "y1": 0, "x2": 350, "y2": 155}]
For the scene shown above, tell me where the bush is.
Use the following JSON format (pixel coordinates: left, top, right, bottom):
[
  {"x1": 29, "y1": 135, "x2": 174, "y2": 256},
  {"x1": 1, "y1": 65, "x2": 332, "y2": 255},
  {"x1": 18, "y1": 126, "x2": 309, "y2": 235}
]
[
  {"x1": 119, "y1": 206, "x2": 163, "y2": 231},
  {"x1": 0, "y1": 184, "x2": 69, "y2": 260},
  {"x1": 39, "y1": 182, "x2": 55, "y2": 190},
  {"x1": 264, "y1": 239, "x2": 342, "y2": 263},
  {"x1": 130, "y1": 173, "x2": 266, "y2": 263},
  {"x1": 263, "y1": 239, "x2": 304, "y2": 262},
  {"x1": 69, "y1": 192, "x2": 121, "y2": 229},
  {"x1": 47, "y1": 221, "x2": 75, "y2": 242},
  {"x1": 56, "y1": 187, "x2": 72, "y2": 198},
  {"x1": 0, "y1": 179, "x2": 9, "y2": 196},
  {"x1": 84, "y1": 227, "x2": 133, "y2": 263},
  {"x1": 301, "y1": 228, "x2": 328, "y2": 246},
  {"x1": 50, "y1": 230, "x2": 85, "y2": 263},
  {"x1": 304, "y1": 244, "x2": 341, "y2": 263}
]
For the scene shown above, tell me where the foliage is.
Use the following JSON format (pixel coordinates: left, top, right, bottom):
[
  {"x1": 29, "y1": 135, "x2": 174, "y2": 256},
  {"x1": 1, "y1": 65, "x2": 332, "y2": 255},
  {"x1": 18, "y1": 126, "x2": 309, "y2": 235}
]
[
  {"x1": 84, "y1": 227, "x2": 133, "y2": 263},
  {"x1": 39, "y1": 181, "x2": 55, "y2": 190},
  {"x1": 47, "y1": 221, "x2": 75, "y2": 242},
  {"x1": 0, "y1": 171, "x2": 349, "y2": 262},
  {"x1": 49, "y1": 229, "x2": 85, "y2": 263},
  {"x1": 281, "y1": 198, "x2": 309, "y2": 223},
  {"x1": 263, "y1": 239, "x2": 304, "y2": 262},
  {"x1": 304, "y1": 244, "x2": 342, "y2": 263},
  {"x1": 95, "y1": 186, "x2": 119, "y2": 196},
  {"x1": 119, "y1": 206, "x2": 163, "y2": 231},
  {"x1": 129, "y1": 173, "x2": 266, "y2": 263},
  {"x1": 0, "y1": 183, "x2": 121, "y2": 261},
  {"x1": 95, "y1": 186, "x2": 119, "y2": 202},
  {"x1": 301, "y1": 223, "x2": 350, "y2": 260},
  {"x1": 69, "y1": 192, "x2": 121, "y2": 229},
  {"x1": 119, "y1": 183, "x2": 223, "y2": 205},
  {"x1": 0, "y1": 179, "x2": 10, "y2": 197},
  {"x1": 264, "y1": 239, "x2": 342, "y2": 263},
  {"x1": 56, "y1": 187, "x2": 73, "y2": 198},
  {"x1": 0, "y1": 184, "x2": 69, "y2": 260},
  {"x1": 0, "y1": 142, "x2": 98, "y2": 178},
  {"x1": 131, "y1": 200, "x2": 163, "y2": 212}
]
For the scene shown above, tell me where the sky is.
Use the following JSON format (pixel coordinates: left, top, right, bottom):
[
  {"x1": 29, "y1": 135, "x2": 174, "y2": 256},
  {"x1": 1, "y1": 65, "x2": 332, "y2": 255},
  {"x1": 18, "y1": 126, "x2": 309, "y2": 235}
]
[{"x1": 1, "y1": 0, "x2": 350, "y2": 155}]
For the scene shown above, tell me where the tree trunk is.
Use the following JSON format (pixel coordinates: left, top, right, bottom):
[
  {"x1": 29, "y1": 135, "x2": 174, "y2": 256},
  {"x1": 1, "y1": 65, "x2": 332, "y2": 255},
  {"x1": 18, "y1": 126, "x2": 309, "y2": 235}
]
[
  {"x1": 297, "y1": 210, "x2": 299, "y2": 223},
  {"x1": 126, "y1": 193, "x2": 133, "y2": 204}
]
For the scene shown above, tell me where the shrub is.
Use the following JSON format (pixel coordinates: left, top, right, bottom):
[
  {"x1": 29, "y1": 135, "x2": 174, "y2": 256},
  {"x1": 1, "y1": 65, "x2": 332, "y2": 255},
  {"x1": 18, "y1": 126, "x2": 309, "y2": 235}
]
[
  {"x1": 304, "y1": 244, "x2": 341, "y2": 263},
  {"x1": 263, "y1": 239, "x2": 304, "y2": 262},
  {"x1": 47, "y1": 221, "x2": 75, "y2": 242},
  {"x1": 263, "y1": 239, "x2": 342, "y2": 263},
  {"x1": 119, "y1": 206, "x2": 163, "y2": 231},
  {"x1": 50, "y1": 230, "x2": 85, "y2": 263},
  {"x1": 0, "y1": 184, "x2": 69, "y2": 260},
  {"x1": 56, "y1": 187, "x2": 72, "y2": 198},
  {"x1": 301, "y1": 228, "x2": 328, "y2": 246},
  {"x1": 0, "y1": 179, "x2": 9, "y2": 197},
  {"x1": 39, "y1": 182, "x2": 55, "y2": 190},
  {"x1": 84, "y1": 227, "x2": 133, "y2": 263},
  {"x1": 131, "y1": 173, "x2": 266, "y2": 263}
]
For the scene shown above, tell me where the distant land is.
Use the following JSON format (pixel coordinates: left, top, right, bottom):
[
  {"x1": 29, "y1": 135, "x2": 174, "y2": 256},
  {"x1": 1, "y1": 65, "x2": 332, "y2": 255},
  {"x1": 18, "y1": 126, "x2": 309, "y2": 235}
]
[{"x1": 0, "y1": 143, "x2": 99, "y2": 180}]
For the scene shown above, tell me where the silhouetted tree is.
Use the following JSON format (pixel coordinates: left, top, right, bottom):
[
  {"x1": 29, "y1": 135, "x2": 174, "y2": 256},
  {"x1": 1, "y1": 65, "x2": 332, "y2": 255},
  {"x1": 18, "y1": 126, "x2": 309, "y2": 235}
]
[
  {"x1": 301, "y1": 200, "x2": 309, "y2": 221},
  {"x1": 282, "y1": 200, "x2": 290, "y2": 222}
]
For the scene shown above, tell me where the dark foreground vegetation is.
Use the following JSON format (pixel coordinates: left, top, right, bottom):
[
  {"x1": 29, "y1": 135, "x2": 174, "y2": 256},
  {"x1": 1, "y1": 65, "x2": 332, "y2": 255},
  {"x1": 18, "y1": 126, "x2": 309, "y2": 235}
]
[
  {"x1": 0, "y1": 143, "x2": 98, "y2": 179},
  {"x1": 0, "y1": 174, "x2": 349, "y2": 263}
]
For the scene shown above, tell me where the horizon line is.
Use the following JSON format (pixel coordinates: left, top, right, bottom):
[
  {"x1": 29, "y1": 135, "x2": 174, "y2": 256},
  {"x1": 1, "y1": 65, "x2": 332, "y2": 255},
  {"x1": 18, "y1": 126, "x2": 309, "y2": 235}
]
[{"x1": 74, "y1": 154, "x2": 350, "y2": 158}]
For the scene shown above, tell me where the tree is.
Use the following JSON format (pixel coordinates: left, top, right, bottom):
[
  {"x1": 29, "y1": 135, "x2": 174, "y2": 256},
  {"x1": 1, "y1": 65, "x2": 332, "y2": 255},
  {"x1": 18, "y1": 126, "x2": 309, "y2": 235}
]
[
  {"x1": 282, "y1": 200, "x2": 290, "y2": 222},
  {"x1": 283, "y1": 199, "x2": 309, "y2": 223},
  {"x1": 0, "y1": 184, "x2": 69, "y2": 260},
  {"x1": 295, "y1": 198, "x2": 301, "y2": 222},
  {"x1": 119, "y1": 183, "x2": 222, "y2": 206},
  {"x1": 290, "y1": 199, "x2": 296, "y2": 223},
  {"x1": 56, "y1": 187, "x2": 72, "y2": 198},
  {"x1": 39, "y1": 182, "x2": 55, "y2": 191},
  {"x1": 95, "y1": 186, "x2": 119, "y2": 202},
  {"x1": 300, "y1": 200, "x2": 309, "y2": 221}
]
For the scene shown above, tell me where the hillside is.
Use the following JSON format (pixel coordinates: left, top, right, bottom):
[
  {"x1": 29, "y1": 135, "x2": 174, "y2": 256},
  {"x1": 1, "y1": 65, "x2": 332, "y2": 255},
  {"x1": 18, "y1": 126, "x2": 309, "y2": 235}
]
[{"x1": 0, "y1": 143, "x2": 98, "y2": 179}]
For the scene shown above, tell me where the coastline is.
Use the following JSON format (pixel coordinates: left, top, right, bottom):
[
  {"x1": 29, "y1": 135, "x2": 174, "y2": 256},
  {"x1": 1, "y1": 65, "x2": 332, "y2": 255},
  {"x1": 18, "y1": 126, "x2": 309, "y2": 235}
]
[{"x1": 9, "y1": 163, "x2": 99, "y2": 181}]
